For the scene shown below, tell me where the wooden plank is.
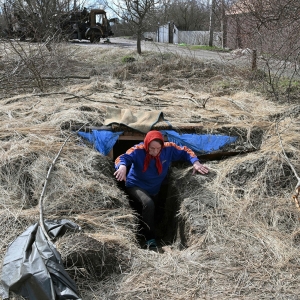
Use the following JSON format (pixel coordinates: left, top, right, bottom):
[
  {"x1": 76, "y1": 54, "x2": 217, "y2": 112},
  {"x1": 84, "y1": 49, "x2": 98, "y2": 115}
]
[
  {"x1": 118, "y1": 135, "x2": 168, "y2": 141},
  {"x1": 118, "y1": 135, "x2": 144, "y2": 140}
]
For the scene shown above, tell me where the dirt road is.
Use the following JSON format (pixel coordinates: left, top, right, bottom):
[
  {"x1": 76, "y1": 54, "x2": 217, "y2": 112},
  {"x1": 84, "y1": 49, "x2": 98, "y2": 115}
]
[
  {"x1": 75, "y1": 37, "x2": 252, "y2": 68},
  {"x1": 76, "y1": 37, "x2": 298, "y2": 78}
]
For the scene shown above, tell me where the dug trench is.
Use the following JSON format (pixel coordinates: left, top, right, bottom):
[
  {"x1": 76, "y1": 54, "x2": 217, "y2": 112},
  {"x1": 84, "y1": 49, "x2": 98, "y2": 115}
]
[
  {"x1": 69, "y1": 138, "x2": 299, "y2": 296},
  {"x1": 109, "y1": 126, "x2": 263, "y2": 251},
  {"x1": 38, "y1": 123, "x2": 297, "y2": 288},
  {"x1": 55, "y1": 123, "x2": 264, "y2": 281}
]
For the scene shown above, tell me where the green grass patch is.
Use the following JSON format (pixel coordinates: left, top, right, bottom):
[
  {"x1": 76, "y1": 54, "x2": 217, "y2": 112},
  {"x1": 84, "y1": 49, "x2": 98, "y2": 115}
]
[
  {"x1": 278, "y1": 78, "x2": 300, "y2": 89},
  {"x1": 190, "y1": 45, "x2": 229, "y2": 52},
  {"x1": 121, "y1": 55, "x2": 136, "y2": 63},
  {"x1": 178, "y1": 43, "x2": 229, "y2": 52}
]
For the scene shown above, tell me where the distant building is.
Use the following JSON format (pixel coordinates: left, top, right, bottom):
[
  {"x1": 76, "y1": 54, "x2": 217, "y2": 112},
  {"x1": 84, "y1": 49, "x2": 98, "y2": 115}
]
[
  {"x1": 145, "y1": 22, "x2": 222, "y2": 47},
  {"x1": 226, "y1": 0, "x2": 299, "y2": 57}
]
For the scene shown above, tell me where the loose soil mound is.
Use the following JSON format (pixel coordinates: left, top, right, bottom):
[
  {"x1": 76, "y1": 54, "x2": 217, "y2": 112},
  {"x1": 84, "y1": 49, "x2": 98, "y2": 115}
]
[{"x1": 0, "y1": 42, "x2": 300, "y2": 299}]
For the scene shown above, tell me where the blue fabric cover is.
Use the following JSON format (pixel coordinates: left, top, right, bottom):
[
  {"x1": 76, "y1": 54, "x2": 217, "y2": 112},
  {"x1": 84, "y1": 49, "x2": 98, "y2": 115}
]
[
  {"x1": 78, "y1": 130, "x2": 237, "y2": 156},
  {"x1": 78, "y1": 130, "x2": 123, "y2": 155},
  {"x1": 160, "y1": 130, "x2": 237, "y2": 154}
]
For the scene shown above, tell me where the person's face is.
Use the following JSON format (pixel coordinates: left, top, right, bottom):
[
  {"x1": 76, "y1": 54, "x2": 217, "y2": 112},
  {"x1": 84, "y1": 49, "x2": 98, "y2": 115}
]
[{"x1": 148, "y1": 140, "x2": 162, "y2": 156}]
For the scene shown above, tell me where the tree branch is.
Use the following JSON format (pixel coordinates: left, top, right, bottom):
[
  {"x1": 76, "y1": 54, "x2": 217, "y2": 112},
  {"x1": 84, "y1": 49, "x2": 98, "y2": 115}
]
[
  {"x1": 276, "y1": 122, "x2": 300, "y2": 210},
  {"x1": 39, "y1": 123, "x2": 88, "y2": 241}
]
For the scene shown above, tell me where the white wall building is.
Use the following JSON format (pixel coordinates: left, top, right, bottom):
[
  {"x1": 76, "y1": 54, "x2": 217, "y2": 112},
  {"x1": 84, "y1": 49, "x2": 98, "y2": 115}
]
[{"x1": 144, "y1": 23, "x2": 222, "y2": 47}]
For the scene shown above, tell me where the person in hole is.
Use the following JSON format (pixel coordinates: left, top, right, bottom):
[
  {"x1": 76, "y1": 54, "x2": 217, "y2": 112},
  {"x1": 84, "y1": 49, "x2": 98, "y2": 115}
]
[{"x1": 114, "y1": 130, "x2": 209, "y2": 251}]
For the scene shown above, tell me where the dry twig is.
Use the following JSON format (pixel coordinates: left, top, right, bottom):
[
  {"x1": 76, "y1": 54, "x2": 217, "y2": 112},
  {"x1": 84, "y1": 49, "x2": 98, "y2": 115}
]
[
  {"x1": 38, "y1": 123, "x2": 88, "y2": 241},
  {"x1": 276, "y1": 122, "x2": 300, "y2": 209}
]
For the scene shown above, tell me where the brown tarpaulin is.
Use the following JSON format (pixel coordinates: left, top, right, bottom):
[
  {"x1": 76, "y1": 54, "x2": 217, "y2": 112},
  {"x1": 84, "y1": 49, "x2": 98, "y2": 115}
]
[{"x1": 104, "y1": 108, "x2": 166, "y2": 133}]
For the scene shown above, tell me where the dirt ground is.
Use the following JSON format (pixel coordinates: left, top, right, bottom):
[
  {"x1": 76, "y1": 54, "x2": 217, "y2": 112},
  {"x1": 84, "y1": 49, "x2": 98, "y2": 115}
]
[
  {"x1": 74, "y1": 37, "x2": 292, "y2": 77},
  {"x1": 0, "y1": 40, "x2": 300, "y2": 299},
  {"x1": 74, "y1": 36, "x2": 252, "y2": 66}
]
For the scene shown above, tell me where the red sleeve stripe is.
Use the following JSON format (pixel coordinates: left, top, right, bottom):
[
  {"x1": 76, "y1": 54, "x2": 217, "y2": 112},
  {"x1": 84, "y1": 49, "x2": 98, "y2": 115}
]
[
  {"x1": 126, "y1": 144, "x2": 145, "y2": 154},
  {"x1": 115, "y1": 156, "x2": 121, "y2": 165},
  {"x1": 115, "y1": 144, "x2": 145, "y2": 164},
  {"x1": 164, "y1": 142, "x2": 197, "y2": 158}
]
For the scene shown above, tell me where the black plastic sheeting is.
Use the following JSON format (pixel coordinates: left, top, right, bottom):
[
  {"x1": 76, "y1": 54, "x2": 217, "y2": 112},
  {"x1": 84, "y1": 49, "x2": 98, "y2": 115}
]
[{"x1": 0, "y1": 219, "x2": 82, "y2": 300}]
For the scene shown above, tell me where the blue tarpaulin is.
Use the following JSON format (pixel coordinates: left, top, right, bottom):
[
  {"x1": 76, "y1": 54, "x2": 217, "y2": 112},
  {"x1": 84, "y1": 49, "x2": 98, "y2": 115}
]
[
  {"x1": 160, "y1": 130, "x2": 238, "y2": 154},
  {"x1": 78, "y1": 130, "x2": 123, "y2": 156},
  {"x1": 78, "y1": 130, "x2": 237, "y2": 156}
]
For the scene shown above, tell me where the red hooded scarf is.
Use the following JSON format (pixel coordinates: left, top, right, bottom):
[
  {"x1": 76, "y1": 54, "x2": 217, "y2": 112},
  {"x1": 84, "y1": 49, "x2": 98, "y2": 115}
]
[{"x1": 142, "y1": 130, "x2": 164, "y2": 175}]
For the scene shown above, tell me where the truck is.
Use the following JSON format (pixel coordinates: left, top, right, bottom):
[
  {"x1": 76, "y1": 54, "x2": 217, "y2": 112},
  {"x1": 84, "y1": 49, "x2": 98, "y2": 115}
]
[
  {"x1": 2, "y1": 7, "x2": 116, "y2": 43},
  {"x1": 61, "y1": 8, "x2": 116, "y2": 43}
]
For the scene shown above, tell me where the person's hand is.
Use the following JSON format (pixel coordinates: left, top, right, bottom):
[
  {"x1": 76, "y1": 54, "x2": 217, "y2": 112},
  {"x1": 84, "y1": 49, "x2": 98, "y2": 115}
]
[
  {"x1": 192, "y1": 161, "x2": 209, "y2": 175},
  {"x1": 114, "y1": 165, "x2": 127, "y2": 181}
]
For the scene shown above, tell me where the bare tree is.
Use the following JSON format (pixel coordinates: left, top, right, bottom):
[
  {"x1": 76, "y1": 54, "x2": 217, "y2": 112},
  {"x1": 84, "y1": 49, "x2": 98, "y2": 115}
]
[
  {"x1": 105, "y1": 0, "x2": 159, "y2": 54},
  {"x1": 1, "y1": 0, "x2": 73, "y2": 41},
  {"x1": 208, "y1": 0, "x2": 216, "y2": 46},
  {"x1": 156, "y1": 0, "x2": 210, "y2": 31},
  {"x1": 226, "y1": 0, "x2": 300, "y2": 56},
  {"x1": 168, "y1": 0, "x2": 208, "y2": 31},
  {"x1": 226, "y1": 0, "x2": 300, "y2": 101},
  {"x1": 220, "y1": 0, "x2": 227, "y2": 48}
]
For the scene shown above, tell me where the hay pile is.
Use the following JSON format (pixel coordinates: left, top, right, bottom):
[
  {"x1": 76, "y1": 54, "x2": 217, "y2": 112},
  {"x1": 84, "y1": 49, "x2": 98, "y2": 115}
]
[{"x1": 1, "y1": 42, "x2": 300, "y2": 299}]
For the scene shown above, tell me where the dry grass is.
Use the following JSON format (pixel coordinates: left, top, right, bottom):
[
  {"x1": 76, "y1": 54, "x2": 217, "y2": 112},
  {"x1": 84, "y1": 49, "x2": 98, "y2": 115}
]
[{"x1": 1, "y1": 42, "x2": 300, "y2": 299}]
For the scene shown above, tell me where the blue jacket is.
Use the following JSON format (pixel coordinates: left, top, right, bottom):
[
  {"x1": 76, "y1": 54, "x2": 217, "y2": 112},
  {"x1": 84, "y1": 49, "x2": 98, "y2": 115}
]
[{"x1": 115, "y1": 142, "x2": 199, "y2": 195}]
